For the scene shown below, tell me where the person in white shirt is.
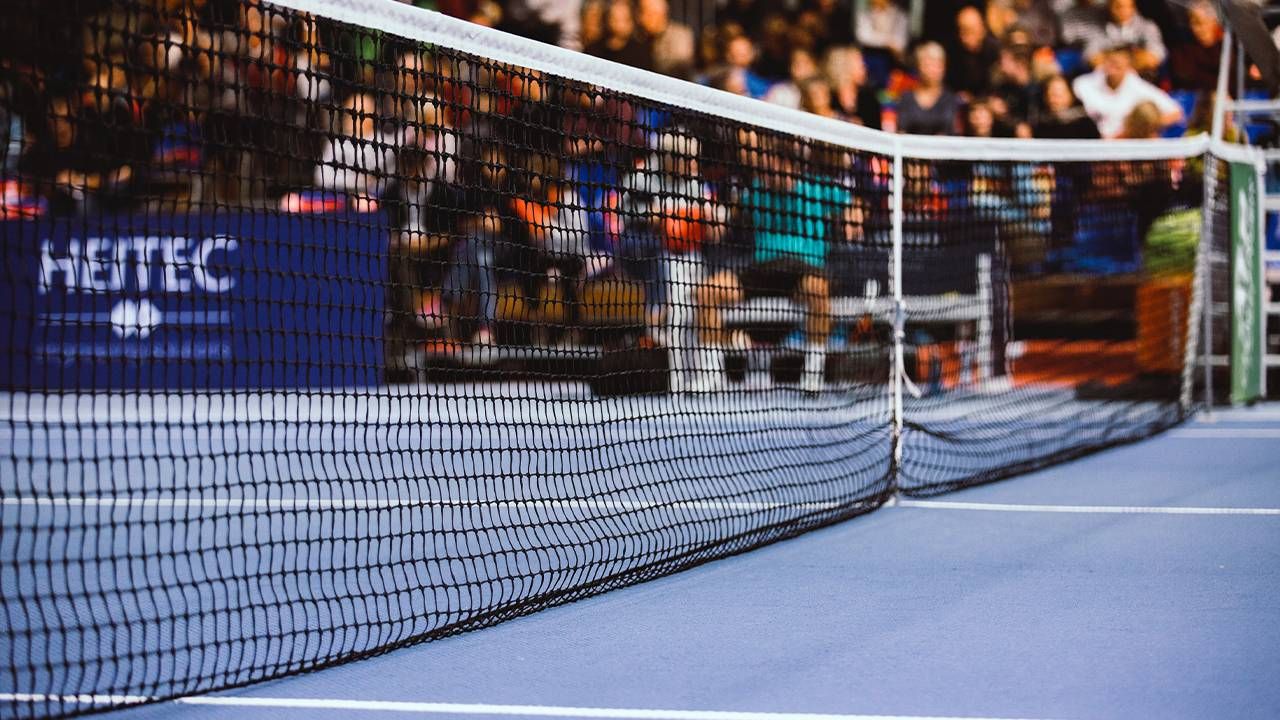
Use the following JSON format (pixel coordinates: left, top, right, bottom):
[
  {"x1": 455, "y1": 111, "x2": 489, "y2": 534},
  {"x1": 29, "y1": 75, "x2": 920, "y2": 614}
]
[
  {"x1": 314, "y1": 93, "x2": 396, "y2": 207},
  {"x1": 1084, "y1": 0, "x2": 1166, "y2": 75},
  {"x1": 856, "y1": 0, "x2": 909, "y2": 58},
  {"x1": 510, "y1": 0, "x2": 584, "y2": 50},
  {"x1": 1060, "y1": 0, "x2": 1107, "y2": 50},
  {"x1": 1072, "y1": 44, "x2": 1182, "y2": 139},
  {"x1": 637, "y1": 0, "x2": 696, "y2": 78}
]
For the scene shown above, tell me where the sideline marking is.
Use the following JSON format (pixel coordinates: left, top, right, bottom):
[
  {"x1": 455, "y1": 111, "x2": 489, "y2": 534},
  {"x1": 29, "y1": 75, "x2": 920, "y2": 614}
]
[{"x1": 0, "y1": 693, "x2": 1047, "y2": 720}]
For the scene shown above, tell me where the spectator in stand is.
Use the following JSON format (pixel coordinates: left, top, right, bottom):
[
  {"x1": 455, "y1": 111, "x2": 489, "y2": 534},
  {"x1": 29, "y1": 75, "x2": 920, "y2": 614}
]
[
  {"x1": 514, "y1": 0, "x2": 584, "y2": 50},
  {"x1": 1073, "y1": 43, "x2": 1180, "y2": 138},
  {"x1": 990, "y1": 42, "x2": 1041, "y2": 133},
  {"x1": 439, "y1": 141, "x2": 519, "y2": 348},
  {"x1": 619, "y1": 132, "x2": 727, "y2": 350},
  {"x1": 962, "y1": 98, "x2": 1016, "y2": 137},
  {"x1": 715, "y1": 34, "x2": 773, "y2": 99},
  {"x1": 293, "y1": 17, "x2": 334, "y2": 108},
  {"x1": 856, "y1": 0, "x2": 909, "y2": 61},
  {"x1": 1031, "y1": 74, "x2": 1101, "y2": 138},
  {"x1": 764, "y1": 48, "x2": 821, "y2": 109},
  {"x1": 696, "y1": 23, "x2": 726, "y2": 72},
  {"x1": 579, "y1": 0, "x2": 605, "y2": 51},
  {"x1": 511, "y1": 166, "x2": 598, "y2": 346},
  {"x1": 1118, "y1": 100, "x2": 1163, "y2": 139},
  {"x1": 987, "y1": 0, "x2": 1060, "y2": 49},
  {"x1": 313, "y1": 92, "x2": 396, "y2": 208},
  {"x1": 898, "y1": 43, "x2": 962, "y2": 136},
  {"x1": 1059, "y1": 0, "x2": 1108, "y2": 50},
  {"x1": 561, "y1": 81, "x2": 645, "y2": 263},
  {"x1": 798, "y1": 76, "x2": 841, "y2": 120},
  {"x1": 1168, "y1": 0, "x2": 1224, "y2": 93},
  {"x1": 389, "y1": 99, "x2": 460, "y2": 345},
  {"x1": 711, "y1": 67, "x2": 751, "y2": 96},
  {"x1": 755, "y1": 13, "x2": 798, "y2": 83},
  {"x1": 462, "y1": 0, "x2": 503, "y2": 29},
  {"x1": 719, "y1": 0, "x2": 766, "y2": 36},
  {"x1": 497, "y1": 69, "x2": 562, "y2": 162},
  {"x1": 637, "y1": 0, "x2": 695, "y2": 79},
  {"x1": 796, "y1": 0, "x2": 855, "y2": 53},
  {"x1": 1084, "y1": 0, "x2": 1166, "y2": 76},
  {"x1": 825, "y1": 46, "x2": 882, "y2": 129},
  {"x1": 1183, "y1": 93, "x2": 1234, "y2": 140},
  {"x1": 397, "y1": 88, "x2": 459, "y2": 211},
  {"x1": 20, "y1": 94, "x2": 138, "y2": 216},
  {"x1": 695, "y1": 131, "x2": 858, "y2": 392},
  {"x1": 435, "y1": 0, "x2": 482, "y2": 20},
  {"x1": 585, "y1": 0, "x2": 653, "y2": 70},
  {"x1": 0, "y1": 78, "x2": 27, "y2": 175},
  {"x1": 390, "y1": 48, "x2": 433, "y2": 141},
  {"x1": 947, "y1": 6, "x2": 1000, "y2": 99}
]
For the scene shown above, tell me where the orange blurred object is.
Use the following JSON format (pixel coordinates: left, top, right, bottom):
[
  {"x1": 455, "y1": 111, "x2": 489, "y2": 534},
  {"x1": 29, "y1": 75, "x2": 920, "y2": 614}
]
[{"x1": 1135, "y1": 274, "x2": 1192, "y2": 374}]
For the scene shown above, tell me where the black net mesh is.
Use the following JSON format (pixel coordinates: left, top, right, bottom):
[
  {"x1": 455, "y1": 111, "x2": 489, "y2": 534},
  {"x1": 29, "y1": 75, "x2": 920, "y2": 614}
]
[
  {"x1": 897, "y1": 156, "x2": 1202, "y2": 494},
  {"x1": 1203, "y1": 152, "x2": 1235, "y2": 405},
  {"x1": 0, "y1": 1, "x2": 1220, "y2": 717}
]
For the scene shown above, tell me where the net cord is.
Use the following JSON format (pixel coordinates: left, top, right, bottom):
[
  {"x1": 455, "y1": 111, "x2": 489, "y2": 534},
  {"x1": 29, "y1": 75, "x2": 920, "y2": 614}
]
[
  {"x1": 1187, "y1": 153, "x2": 1208, "y2": 412},
  {"x1": 265, "y1": 0, "x2": 1244, "y2": 163}
]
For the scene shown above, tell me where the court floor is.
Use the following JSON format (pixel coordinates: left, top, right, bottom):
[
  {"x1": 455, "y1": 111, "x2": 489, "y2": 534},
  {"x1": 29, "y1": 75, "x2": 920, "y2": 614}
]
[{"x1": 25, "y1": 403, "x2": 1275, "y2": 720}]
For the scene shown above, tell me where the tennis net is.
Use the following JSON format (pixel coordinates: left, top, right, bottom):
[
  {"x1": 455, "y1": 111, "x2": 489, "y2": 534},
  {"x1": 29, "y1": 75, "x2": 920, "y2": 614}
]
[{"x1": 0, "y1": 0, "x2": 1258, "y2": 716}]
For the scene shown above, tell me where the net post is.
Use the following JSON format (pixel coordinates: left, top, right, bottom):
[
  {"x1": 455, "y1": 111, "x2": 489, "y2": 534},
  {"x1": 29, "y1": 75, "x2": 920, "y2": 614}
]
[
  {"x1": 891, "y1": 144, "x2": 905, "y2": 478},
  {"x1": 1202, "y1": 153, "x2": 1217, "y2": 419},
  {"x1": 1257, "y1": 160, "x2": 1268, "y2": 400},
  {"x1": 1211, "y1": 28, "x2": 1232, "y2": 143},
  {"x1": 1183, "y1": 28, "x2": 1234, "y2": 417}
]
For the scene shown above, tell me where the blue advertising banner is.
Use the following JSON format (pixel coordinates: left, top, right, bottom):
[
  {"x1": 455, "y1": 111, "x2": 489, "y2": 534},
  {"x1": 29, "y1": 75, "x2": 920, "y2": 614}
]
[{"x1": 1, "y1": 213, "x2": 385, "y2": 389}]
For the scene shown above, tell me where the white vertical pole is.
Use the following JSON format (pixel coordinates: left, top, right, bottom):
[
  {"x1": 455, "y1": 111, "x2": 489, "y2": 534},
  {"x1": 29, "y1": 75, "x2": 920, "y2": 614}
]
[
  {"x1": 891, "y1": 145, "x2": 905, "y2": 474},
  {"x1": 976, "y1": 253, "x2": 993, "y2": 383},
  {"x1": 1211, "y1": 28, "x2": 1231, "y2": 144},
  {"x1": 1258, "y1": 162, "x2": 1268, "y2": 400},
  {"x1": 1235, "y1": 41, "x2": 1246, "y2": 115},
  {"x1": 1201, "y1": 164, "x2": 1218, "y2": 416}
]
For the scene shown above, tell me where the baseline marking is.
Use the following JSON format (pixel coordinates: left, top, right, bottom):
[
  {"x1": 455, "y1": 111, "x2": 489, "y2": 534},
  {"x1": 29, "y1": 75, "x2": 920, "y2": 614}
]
[
  {"x1": 0, "y1": 693, "x2": 1046, "y2": 720},
  {"x1": 895, "y1": 499, "x2": 1280, "y2": 516}
]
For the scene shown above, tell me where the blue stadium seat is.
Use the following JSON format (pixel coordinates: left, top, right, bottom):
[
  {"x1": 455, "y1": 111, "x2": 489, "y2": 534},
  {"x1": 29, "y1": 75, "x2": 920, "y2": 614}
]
[
  {"x1": 1055, "y1": 48, "x2": 1085, "y2": 77},
  {"x1": 1058, "y1": 206, "x2": 1141, "y2": 275},
  {"x1": 1244, "y1": 122, "x2": 1274, "y2": 144},
  {"x1": 1162, "y1": 90, "x2": 1199, "y2": 138}
]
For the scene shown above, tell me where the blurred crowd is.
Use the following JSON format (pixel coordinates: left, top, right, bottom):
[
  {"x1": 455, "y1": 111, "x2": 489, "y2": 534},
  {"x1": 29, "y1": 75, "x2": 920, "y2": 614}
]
[
  {"x1": 0, "y1": 0, "x2": 1242, "y2": 378},
  {"x1": 443, "y1": 0, "x2": 1253, "y2": 141}
]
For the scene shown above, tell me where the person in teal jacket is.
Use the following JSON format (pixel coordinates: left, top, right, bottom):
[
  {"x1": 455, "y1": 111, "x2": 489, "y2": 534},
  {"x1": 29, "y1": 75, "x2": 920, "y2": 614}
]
[{"x1": 693, "y1": 133, "x2": 863, "y2": 392}]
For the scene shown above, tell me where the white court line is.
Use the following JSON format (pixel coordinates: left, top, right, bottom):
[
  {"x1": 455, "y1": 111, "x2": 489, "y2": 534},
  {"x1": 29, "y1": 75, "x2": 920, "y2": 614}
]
[
  {"x1": 1169, "y1": 428, "x2": 1280, "y2": 438},
  {"x1": 895, "y1": 499, "x2": 1280, "y2": 516},
  {"x1": 0, "y1": 693, "x2": 1045, "y2": 720}
]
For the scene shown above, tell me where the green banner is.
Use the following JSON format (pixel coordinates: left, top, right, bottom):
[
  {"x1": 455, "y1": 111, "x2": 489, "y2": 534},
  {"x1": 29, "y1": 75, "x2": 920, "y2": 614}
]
[{"x1": 1229, "y1": 161, "x2": 1263, "y2": 404}]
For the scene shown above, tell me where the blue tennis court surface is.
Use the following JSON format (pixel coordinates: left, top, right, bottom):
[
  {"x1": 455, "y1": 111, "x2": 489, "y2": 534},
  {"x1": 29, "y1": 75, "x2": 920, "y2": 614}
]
[{"x1": 17, "y1": 403, "x2": 1274, "y2": 720}]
